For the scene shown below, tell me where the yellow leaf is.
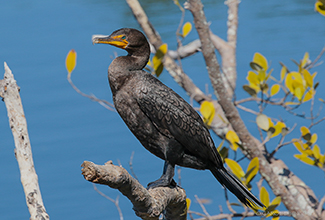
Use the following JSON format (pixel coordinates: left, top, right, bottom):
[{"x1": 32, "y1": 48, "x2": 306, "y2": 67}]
[
  {"x1": 270, "y1": 196, "x2": 281, "y2": 208},
  {"x1": 257, "y1": 70, "x2": 267, "y2": 83},
  {"x1": 285, "y1": 73, "x2": 294, "y2": 94},
  {"x1": 303, "y1": 143, "x2": 314, "y2": 156},
  {"x1": 147, "y1": 59, "x2": 152, "y2": 67},
  {"x1": 285, "y1": 72, "x2": 305, "y2": 98},
  {"x1": 66, "y1": 49, "x2": 77, "y2": 76},
  {"x1": 186, "y1": 198, "x2": 191, "y2": 211},
  {"x1": 294, "y1": 154, "x2": 315, "y2": 166},
  {"x1": 315, "y1": 1, "x2": 325, "y2": 16},
  {"x1": 199, "y1": 101, "x2": 215, "y2": 126},
  {"x1": 225, "y1": 130, "x2": 240, "y2": 151},
  {"x1": 272, "y1": 121, "x2": 286, "y2": 138},
  {"x1": 293, "y1": 139, "x2": 305, "y2": 154},
  {"x1": 280, "y1": 66, "x2": 287, "y2": 81},
  {"x1": 247, "y1": 71, "x2": 259, "y2": 85},
  {"x1": 225, "y1": 158, "x2": 245, "y2": 180},
  {"x1": 270, "y1": 210, "x2": 280, "y2": 220},
  {"x1": 302, "y1": 89, "x2": 315, "y2": 103},
  {"x1": 313, "y1": 145, "x2": 321, "y2": 160},
  {"x1": 270, "y1": 84, "x2": 280, "y2": 96},
  {"x1": 256, "y1": 114, "x2": 269, "y2": 131},
  {"x1": 245, "y1": 157, "x2": 259, "y2": 185},
  {"x1": 182, "y1": 22, "x2": 192, "y2": 38},
  {"x1": 260, "y1": 187, "x2": 270, "y2": 208},
  {"x1": 310, "y1": 133, "x2": 318, "y2": 144},
  {"x1": 159, "y1": 43, "x2": 168, "y2": 55},
  {"x1": 253, "y1": 53, "x2": 268, "y2": 71},
  {"x1": 152, "y1": 44, "x2": 168, "y2": 76},
  {"x1": 301, "y1": 52, "x2": 310, "y2": 68},
  {"x1": 295, "y1": 87, "x2": 303, "y2": 101},
  {"x1": 285, "y1": 101, "x2": 300, "y2": 106},
  {"x1": 320, "y1": 154, "x2": 325, "y2": 165},
  {"x1": 302, "y1": 69, "x2": 313, "y2": 88},
  {"x1": 300, "y1": 126, "x2": 310, "y2": 136}
]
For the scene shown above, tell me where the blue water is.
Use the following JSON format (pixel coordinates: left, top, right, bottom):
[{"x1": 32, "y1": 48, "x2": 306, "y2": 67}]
[{"x1": 0, "y1": 0, "x2": 324, "y2": 219}]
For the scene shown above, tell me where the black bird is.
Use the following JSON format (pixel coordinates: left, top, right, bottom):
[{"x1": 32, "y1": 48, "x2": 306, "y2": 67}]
[{"x1": 92, "y1": 28, "x2": 264, "y2": 209}]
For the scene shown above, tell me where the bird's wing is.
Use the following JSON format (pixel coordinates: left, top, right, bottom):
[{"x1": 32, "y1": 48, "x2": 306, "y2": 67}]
[{"x1": 136, "y1": 74, "x2": 222, "y2": 166}]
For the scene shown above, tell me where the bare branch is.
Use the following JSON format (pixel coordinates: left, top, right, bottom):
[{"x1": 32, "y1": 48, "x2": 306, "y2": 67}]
[
  {"x1": 185, "y1": 0, "x2": 318, "y2": 219},
  {"x1": 67, "y1": 75, "x2": 115, "y2": 111},
  {"x1": 195, "y1": 195, "x2": 212, "y2": 219},
  {"x1": 81, "y1": 161, "x2": 187, "y2": 220},
  {"x1": 93, "y1": 184, "x2": 124, "y2": 220},
  {"x1": 316, "y1": 194, "x2": 325, "y2": 218},
  {"x1": 0, "y1": 62, "x2": 49, "y2": 220}
]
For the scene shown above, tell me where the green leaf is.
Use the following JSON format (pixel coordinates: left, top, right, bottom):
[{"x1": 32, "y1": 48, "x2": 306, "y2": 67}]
[
  {"x1": 243, "y1": 85, "x2": 257, "y2": 97},
  {"x1": 267, "y1": 127, "x2": 275, "y2": 138},
  {"x1": 219, "y1": 147, "x2": 229, "y2": 161},
  {"x1": 250, "y1": 62, "x2": 263, "y2": 72}
]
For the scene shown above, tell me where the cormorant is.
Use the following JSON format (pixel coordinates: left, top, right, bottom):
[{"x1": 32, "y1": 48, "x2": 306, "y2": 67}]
[{"x1": 92, "y1": 28, "x2": 264, "y2": 209}]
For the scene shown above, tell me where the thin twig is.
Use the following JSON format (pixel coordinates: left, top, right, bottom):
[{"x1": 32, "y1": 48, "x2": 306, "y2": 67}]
[
  {"x1": 306, "y1": 45, "x2": 325, "y2": 70},
  {"x1": 93, "y1": 184, "x2": 124, "y2": 220},
  {"x1": 67, "y1": 76, "x2": 115, "y2": 111},
  {"x1": 195, "y1": 195, "x2": 212, "y2": 219},
  {"x1": 128, "y1": 151, "x2": 139, "y2": 181},
  {"x1": 269, "y1": 124, "x2": 297, "y2": 158},
  {"x1": 224, "y1": 189, "x2": 236, "y2": 214}
]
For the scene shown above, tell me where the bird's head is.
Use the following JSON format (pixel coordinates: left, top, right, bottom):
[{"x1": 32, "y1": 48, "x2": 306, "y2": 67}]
[{"x1": 92, "y1": 28, "x2": 149, "y2": 56}]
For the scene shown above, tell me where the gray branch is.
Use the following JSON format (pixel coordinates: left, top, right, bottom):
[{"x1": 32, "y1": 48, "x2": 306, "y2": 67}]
[
  {"x1": 0, "y1": 62, "x2": 49, "y2": 220},
  {"x1": 81, "y1": 161, "x2": 187, "y2": 220}
]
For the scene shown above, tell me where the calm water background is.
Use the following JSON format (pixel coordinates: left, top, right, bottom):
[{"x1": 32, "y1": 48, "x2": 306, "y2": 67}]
[{"x1": 0, "y1": 0, "x2": 324, "y2": 219}]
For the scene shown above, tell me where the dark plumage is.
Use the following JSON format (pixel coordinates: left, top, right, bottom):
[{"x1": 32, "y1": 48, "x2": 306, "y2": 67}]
[{"x1": 92, "y1": 28, "x2": 264, "y2": 209}]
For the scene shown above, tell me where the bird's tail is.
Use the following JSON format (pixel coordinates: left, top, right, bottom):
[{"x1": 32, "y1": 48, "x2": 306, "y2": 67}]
[{"x1": 210, "y1": 167, "x2": 265, "y2": 209}]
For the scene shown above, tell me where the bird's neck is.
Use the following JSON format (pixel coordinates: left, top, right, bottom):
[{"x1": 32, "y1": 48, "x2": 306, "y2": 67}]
[{"x1": 108, "y1": 54, "x2": 149, "y2": 94}]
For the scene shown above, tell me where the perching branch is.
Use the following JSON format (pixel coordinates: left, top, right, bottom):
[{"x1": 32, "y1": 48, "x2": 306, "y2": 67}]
[
  {"x1": 81, "y1": 161, "x2": 187, "y2": 220},
  {"x1": 0, "y1": 62, "x2": 49, "y2": 220}
]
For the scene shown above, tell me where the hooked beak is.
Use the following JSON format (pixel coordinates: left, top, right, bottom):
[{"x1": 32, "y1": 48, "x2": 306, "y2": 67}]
[{"x1": 92, "y1": 34, "x2": 128, "y2": 49}]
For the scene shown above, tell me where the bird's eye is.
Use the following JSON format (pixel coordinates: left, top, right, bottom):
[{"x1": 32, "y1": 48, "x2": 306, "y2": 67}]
[{"x1": 121, "y1": 36, "x2": 126, "y2": 40}]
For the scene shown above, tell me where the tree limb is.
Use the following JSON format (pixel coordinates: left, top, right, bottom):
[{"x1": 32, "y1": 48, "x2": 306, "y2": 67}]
[
  {"x1": 81, "y1": 161, "x2": 187, "y2": 220},
  {"x1": 0, "y1": 62, "x2": 49, "y2": 220},
  {"x1": 185, "y1": 0, "x2": 319, "y2": 219}
]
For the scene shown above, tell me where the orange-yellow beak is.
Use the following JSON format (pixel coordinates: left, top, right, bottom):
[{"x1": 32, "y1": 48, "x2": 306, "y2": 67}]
[{"x1": 92, "y1": 34, "x2": 128, "y2": 49}]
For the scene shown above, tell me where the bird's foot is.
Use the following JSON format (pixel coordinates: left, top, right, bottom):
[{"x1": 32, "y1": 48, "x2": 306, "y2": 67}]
[{"x1": 147, "y1": 178, "x2": 177, "y2": 189}]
